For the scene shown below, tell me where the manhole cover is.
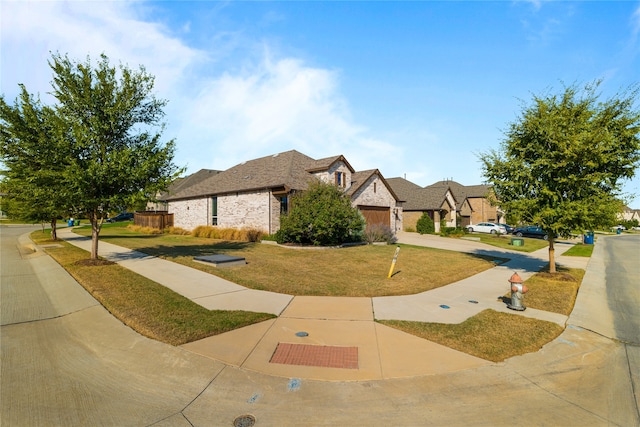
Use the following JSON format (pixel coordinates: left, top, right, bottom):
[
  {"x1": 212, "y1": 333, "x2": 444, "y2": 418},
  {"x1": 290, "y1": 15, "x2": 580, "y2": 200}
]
[{"x1": 233, "y1": 414, "x2": 256, "y2": 427}]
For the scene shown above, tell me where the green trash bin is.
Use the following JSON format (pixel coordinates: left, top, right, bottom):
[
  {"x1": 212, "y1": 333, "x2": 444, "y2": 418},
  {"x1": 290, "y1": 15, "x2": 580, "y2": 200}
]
[
  {"x1": 74, "y1": 220, "x2": 80, "y2": 226},
  {"x1": 511, "y1": 238, "x2": 524, "y2": 246}
]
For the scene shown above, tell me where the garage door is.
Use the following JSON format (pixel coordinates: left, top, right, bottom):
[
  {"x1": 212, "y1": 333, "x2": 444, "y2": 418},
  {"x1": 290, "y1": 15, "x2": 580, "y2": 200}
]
[{"x1": 358, "y1": 205, "x2": 390, "y2": 227}]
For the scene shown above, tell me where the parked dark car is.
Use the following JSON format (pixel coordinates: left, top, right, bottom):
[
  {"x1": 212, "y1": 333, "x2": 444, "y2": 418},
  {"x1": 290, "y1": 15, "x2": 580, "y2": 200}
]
[
  {"x1": 106, "y1": 212, "x2": 134, "y2": 223},
  {"x1": 513, "y1": 226, "x2": 551, "y2": 240},
  {"x1": 503, "y1": 224, "x2": 515, "y2": 234}
]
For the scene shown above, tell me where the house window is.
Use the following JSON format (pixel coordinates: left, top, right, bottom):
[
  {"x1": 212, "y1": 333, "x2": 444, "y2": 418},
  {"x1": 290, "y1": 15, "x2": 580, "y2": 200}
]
[
  {"x1": 335, "y1": 171, "x2": 346, "y2": 188},
  {"x1": 279, "y1": 196, "x2": 288, "y2": 215},
  {"x1": 211, "y1": 196, "x2": 218, "y2": 225},
  {"x1": 374, "y1": 182, "x2": 377, "y2": 193}
]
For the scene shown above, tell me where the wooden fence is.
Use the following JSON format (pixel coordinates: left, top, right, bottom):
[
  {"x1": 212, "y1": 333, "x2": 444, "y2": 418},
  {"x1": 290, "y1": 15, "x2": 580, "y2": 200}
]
[{"x1": 134, "y1": 211, "x2": 174, "y2": 230}]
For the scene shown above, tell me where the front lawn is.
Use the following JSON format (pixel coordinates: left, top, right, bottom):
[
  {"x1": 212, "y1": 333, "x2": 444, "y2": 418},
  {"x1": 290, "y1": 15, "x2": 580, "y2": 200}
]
[{"x1": 73, "y1": 224, "x2": 505, "y2": 297}]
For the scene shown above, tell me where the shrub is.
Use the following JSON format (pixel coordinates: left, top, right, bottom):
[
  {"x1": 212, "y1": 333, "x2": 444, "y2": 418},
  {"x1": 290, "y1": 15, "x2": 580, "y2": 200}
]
[
  {"x1": 277, "y1": 180, "x2": 366, "y2": 246},
  {"x1": 440, "y1": 227, "x2": 465, "y2": 237},
  {"x1": 364, "y1": 224, "x2": 398, "y2": 244},
  {"x1": 416, "y1": 212, "x2": 435, "y2": 234}
]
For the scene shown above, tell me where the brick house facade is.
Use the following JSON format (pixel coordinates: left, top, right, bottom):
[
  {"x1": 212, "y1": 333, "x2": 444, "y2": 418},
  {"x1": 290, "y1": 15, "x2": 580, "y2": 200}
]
[{"x1": 164, "y1": 150, "x2": 402, "y2": 234}]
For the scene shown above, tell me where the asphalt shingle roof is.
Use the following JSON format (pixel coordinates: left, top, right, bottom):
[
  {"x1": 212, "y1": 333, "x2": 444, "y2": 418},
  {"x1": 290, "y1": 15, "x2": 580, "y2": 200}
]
[
  {"x1": 166, "y1": 150, "x2": 320, "y2": 201},
  {"x1": 387, "y1": 177, "x2": 454, "y2": 210},
  {"x1": 424, "y1": 180, "x2": 491, "y2": 210}
]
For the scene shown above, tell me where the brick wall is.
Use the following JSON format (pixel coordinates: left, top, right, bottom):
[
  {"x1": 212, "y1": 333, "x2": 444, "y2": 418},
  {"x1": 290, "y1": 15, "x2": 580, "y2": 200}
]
[
  {"x1": 218, "y1": 190, "x2": 271, "y2": 232},
  {"x1": 169, "y1": 198, "x2": 209, "y2": 230},
  {"x1": 468, "y1": 197, "x2": 499, "y2": 223},
  {"x1": 351, "y1": 174, "x2": 403, "y2": 232},
  {"x1": 169, "y1": 190, "x2": 280, "y2": 233}
]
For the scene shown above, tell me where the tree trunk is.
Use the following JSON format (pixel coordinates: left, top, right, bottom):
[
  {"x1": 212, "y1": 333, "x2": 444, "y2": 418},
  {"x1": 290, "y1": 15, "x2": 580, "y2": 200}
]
[
  {"x1": 50, "y1": 218, "x2": 58, "y2": 240},
  {"x1": 90, "y1": 210, "x2": 101, "y2": 260},
  {"x1": 548, "y1": 236, "x2": 556, "y2": 273}
]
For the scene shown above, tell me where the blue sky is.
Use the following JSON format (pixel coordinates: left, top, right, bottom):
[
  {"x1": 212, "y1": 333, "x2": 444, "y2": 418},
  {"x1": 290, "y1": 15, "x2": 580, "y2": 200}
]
[{"x1": 2, "y1": 1, "x2": 640, "y2": 208}]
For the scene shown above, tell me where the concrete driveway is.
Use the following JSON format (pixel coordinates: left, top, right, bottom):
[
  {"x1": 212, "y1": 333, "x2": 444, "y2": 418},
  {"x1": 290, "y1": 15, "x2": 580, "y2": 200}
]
[{"x1": 1, "y1": 225, "x2": 638, "y2": 426}]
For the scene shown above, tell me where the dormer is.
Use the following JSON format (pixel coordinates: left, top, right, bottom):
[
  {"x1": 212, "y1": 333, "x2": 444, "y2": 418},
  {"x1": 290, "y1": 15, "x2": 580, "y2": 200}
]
[{"x1": 306, "y1": 155, "x2": 355, "y2": 191}]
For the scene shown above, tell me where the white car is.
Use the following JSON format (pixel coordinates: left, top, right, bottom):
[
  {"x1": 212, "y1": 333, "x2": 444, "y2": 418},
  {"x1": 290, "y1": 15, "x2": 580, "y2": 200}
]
[{"x1": 466, "y1": 222, "x2": 504, "y2": 234}]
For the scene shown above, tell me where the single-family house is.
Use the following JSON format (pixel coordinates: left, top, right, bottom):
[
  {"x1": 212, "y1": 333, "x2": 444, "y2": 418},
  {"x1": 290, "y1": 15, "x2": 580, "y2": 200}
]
[
  {"x1": 164, "y1": 150, "x2": 402, "y2": 234},
  {"x1": 618, "y1": 206, "x2": 640, "y2": 223},
  {"x1": 387, "y1": 177, "x2": 463, "y2": 232},
  {"x1": 425, "y1": 180, "x2": 503, "y2": 226}
]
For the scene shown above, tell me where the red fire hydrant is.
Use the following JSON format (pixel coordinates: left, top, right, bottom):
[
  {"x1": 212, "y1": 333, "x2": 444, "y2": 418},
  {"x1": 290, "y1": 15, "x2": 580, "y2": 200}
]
[{"x1": 507, "y1": 272, "x2": 528, "y2": 311}]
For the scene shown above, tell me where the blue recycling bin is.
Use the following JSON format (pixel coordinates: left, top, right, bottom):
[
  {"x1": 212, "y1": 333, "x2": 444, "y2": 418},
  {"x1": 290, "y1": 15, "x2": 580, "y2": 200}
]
[
  {"x1": 67, "y1": 219, "x2": 74, "y2": 227},
  {"x1": 583, "y1": 231, "x2": 594, "y2": 244}
]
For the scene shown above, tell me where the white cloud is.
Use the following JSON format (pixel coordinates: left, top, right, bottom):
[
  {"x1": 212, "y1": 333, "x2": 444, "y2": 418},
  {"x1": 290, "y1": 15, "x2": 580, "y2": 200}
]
[
  {"x1": 175, "y1": 49, "x2": 399, "y2": 174},
  {"x1": 0, "y1": 1, "x2": 402, "y2": 180},
  {"x1": 1, "y1": 1, "x2": 203, "y2": 101}
]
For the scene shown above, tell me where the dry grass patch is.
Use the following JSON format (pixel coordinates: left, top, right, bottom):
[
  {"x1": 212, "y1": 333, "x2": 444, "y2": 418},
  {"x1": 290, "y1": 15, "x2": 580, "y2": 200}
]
[
  {"x1": 74, "y1": 225, "x2": 505, "y2": 297},
  {"x1": 380, "y1": 310, "x2": 564, "y2": 362},
  {"x1": 522, "y1": 267, "x2": 584, "y2": 315},
  {"x1": 31, "y1": 231, "x2": 274, "y2": 346}
]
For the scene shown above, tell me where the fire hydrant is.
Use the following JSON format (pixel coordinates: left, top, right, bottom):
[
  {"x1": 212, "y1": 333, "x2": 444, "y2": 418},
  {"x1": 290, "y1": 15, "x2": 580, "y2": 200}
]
[{"x1": 507, "y1": 272, "x2": 528, "y2": 311}]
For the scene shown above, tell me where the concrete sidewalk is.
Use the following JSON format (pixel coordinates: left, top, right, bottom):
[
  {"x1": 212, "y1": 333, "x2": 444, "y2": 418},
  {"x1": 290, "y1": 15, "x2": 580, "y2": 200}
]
[{"x1": 56, "y1": 227, "x2": 587, "y2": 381}]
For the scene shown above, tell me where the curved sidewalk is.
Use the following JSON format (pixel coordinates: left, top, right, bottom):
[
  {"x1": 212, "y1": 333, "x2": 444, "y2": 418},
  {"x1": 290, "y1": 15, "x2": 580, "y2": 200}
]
[{"x1": 56, "y1": 228, "x2": 587, "y2": 381}]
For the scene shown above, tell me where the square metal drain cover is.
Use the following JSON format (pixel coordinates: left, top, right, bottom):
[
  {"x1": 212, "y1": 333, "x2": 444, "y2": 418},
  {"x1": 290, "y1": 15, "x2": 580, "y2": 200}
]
[{"x1": 270, "y1": 343, "x2": 358, "y2": 369}]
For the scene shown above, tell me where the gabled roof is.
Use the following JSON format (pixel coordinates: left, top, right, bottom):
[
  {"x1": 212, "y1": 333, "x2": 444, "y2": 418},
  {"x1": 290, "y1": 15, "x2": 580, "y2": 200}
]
[
  {"x1": 347, "y1": 169, "x2": 400, "y2": 201},
  {"x1": 166, "y1": 150, "x2": 318, "y2": 201},
  {"x1": 387, "y1": 177, "x2": 455, "y2": 210},
  {"x1": 307, "y1": 155, "x2": 355, "y2": 173},
  {"x1": 425, "y1": 180, "x2": 491, "y2": 209}
]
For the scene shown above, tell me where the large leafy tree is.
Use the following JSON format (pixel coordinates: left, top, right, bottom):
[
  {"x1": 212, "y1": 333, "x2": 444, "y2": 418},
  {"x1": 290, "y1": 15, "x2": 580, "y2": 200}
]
[
  {"x1": 1, "y1": 53, "x2": 180, "y2": 260},
  {"x1": 0, "y1": 86, "x2": 70, "y2": 239},
  {"x1": 481, "y1": 82, "x2": 640, "y2": 273}
]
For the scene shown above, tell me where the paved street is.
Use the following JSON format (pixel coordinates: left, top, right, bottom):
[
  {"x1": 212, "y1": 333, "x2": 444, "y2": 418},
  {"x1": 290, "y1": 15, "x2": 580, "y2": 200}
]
[{"x1": 1, "y1": 225, "x2": 638, "y2": 426}]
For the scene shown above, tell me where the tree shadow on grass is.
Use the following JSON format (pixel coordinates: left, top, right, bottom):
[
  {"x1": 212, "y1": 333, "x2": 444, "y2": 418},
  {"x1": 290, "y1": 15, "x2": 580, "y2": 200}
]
[{"x1": 130, "y1": 242, "x2": 254, "y2": 260}]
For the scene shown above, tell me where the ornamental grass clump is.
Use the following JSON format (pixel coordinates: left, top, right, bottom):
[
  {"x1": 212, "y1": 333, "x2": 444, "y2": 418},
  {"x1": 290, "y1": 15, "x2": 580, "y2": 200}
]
[
  {"x1": 364, "y1": 223, "x2": 397, "y2": 244},
  {"x1": 191, "y1": 225, "x2": 264, "y2": 242}
]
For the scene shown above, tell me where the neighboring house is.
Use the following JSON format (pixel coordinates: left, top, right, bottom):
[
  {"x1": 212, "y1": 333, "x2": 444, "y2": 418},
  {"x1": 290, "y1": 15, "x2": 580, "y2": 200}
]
[
  {"x1": 163, "y1": 150, "x2": 402, "y2": 234},
  {"x1": 387, "y1": 177, "x2": 463, "y2": 233},
  {"x1": 618, "y1": 206, "x2": 640, "y2": 223},
  {"x1": 425, "y1": 180, "x2": 503, "y2": 226}
]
